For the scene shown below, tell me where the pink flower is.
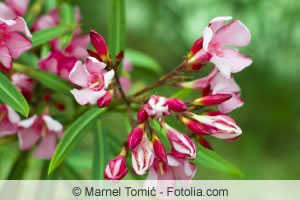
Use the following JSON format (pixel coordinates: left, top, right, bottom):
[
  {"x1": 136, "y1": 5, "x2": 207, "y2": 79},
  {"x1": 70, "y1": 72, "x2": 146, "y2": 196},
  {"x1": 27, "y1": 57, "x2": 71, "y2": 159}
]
[
  {"x1": 0, "y1": 0, "x2": 29, "y2": 19},
  {"x1": 131, "y1": 136, "x2": 154, "y2": 175},
  {"x1": 69, "y1": 57, "x2": 114, "y2": 105},
  {"x1": 11, "y1": 72, "x2": 34, "y2": 100},
  {"x1": 0, "y1": 16, "x2": 32, "y2": 70},
  {"x1": 17, "y1": 115, "x2": 63, "y2": 159},
  {"x1": 162, "y1": 123, "x2": 197, "y2": 160},
  {"x1": 0, "y1": 105, "x2": 20, "y2": 137},
  {"x1": 144, "y1": 95, "x2": 169, "y2": 118},
  {"x1": 104, "y1": 155, "x2": 128, "y2": 181},
  {"x1": 166, "y1": 98, "x2": 187, "y2": 112},
  {"x1": 188, "y1": 16, "x2": 252, "y2": 78},
  {"x1": 189, "y1": 112, "x2": 242, "y2": 140},
  {"x1": 180, "y1": 68, "x2": 244, "y2": 113}
]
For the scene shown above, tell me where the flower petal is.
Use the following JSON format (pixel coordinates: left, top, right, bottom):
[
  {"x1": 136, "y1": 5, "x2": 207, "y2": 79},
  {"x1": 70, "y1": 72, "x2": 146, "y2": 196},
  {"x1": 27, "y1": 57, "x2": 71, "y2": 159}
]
[
  {"x1": 33, "y1": 133, "x2": 56, "y2": 159},
  {"x1": 18, "y1": 115, "x2": 37, "y2": 128},
  {"x1": 42, "y1": 115, "x2": 63, "y2": 132},
  {"x1": 0, "y1": 46, "x2": 12, "y2": 69},
  {"x1": 209, "y1": 16, "x2": 232, "y2": 33},
  {"x1": 6, "y1": 105, "x2": 20, "y2": 123},
  {"x1": 213, "y1": 20, "x2": 251, "y2": 47},
  {"x1": 202, "y1": 27, "x2": 213, "y2": 52},
  {"x1": 65, "y1": 35, "x2": 90, "y2": 59},
  {"x1": 0, "y1": 2, "x2": 17, "y2": 19},
  {"x1": 6, "y1": 0, "x2": 29, "y2": 16},
  {"x1": 211, "y1": 56, "x2": 232, "y2": 79},
  {"x1": 86, "y1": 57, "x2": 106, "y2": 74},
  {"x1": 69, "y1": 61, "x2": 89, "y2": 87},
  {"x1": 70, "y1": 88, "x2": 106, "y2": 105},
  {"x1": 9, "y1": 16, "x2": 32, "y2": 38},
  {"x1": 5, "y1": 32, "x2": 32, "y2": 58},
  {"x1": 219, "y1": 95, "x2": 244, "y2": 113},
  {"x1": 18, "y1": 126, "x2": 40, "y2": 150},
  {"x1": 103, "y1": 70, "x2": 115, "y2": 88},
  {"x1": 219, "y1": 49, "x2": 252, "y2": 73}
]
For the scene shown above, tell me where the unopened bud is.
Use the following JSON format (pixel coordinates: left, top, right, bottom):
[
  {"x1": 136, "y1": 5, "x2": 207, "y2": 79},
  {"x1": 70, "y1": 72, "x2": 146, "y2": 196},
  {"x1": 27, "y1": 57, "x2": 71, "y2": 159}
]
[
  {"x1": 196, "y1": 135, "x2": 213, "y2": 150},
  {"x1": 137, "y1": 108, "x2": 149, "y2": 123},
  {"x1": 167, "y1": 98, "x2": 187, "y2": 112},
  {"x1": 127, "y1": 123, "x2": 145, "y2": 150},
  {"x1": 104, "y1": 153, "x2": 128, "y2": 180},
  {"x1": 152, "y1": 134, "x2": 167, "y2": 163},
  {"x1": 192, "y1": 94, "x2": 232, "y2": 106},
  {"x1": 89, "y1": 30, "x2": 108, "y2": 56},
  {"x1": 179, "y1": 116, "x2": 208, "y2": 135},
  {"x1": 97, "y1": 91, "x2": 113, "y2": 108}
]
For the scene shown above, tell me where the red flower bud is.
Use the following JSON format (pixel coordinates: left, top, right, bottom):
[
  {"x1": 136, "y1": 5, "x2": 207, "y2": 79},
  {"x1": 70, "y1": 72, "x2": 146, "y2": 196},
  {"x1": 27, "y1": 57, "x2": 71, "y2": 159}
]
[
  {"x1": 196, "y1": 136, "x2": 213, "y2": 150},
  {"x1": 179, "y1": 116, "x2": 208, "y2": 135},
  {"x1": 104, "y1": 155, "x2": 128, "y2": 180},
  {"x1": 137, "y1": 108, "x2": 149, "y2": 123},
  {"x1": 152, "y1": 134, "x2": 167, "y2": 163},
  {"x1": 193, "y1": 94, "x2": 232, "y2": 106},
  {"x1": 127, "y1": 124, "x2": 145, "y2": 150},
  {"x1": 87, "y1": 49, "x2": 103, "y2": 62},
  {"x1": 167, "y1": 98, "x2": 187, "y2": 112},
  {"x1": 189, "y1": 38, "x2": 203, "y2": 58},
  {"x1": 89, "y1": 30, "x2": 108, "y2": 56},
  {"x1": 116, "y1": 51, "x2": 124, "y2": 62},
  {"x1": 97, "y1": 91, "x2": 113, "y2": 108}
]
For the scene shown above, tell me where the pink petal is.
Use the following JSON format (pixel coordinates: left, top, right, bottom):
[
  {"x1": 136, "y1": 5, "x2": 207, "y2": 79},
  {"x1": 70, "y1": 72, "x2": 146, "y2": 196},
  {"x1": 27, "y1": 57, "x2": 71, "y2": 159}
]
[
  {"x1": 42, "y1": 115, "x2": 63, "y2": 132},
  {"x1": 6, "y1": 105, "x2": 20, "y2": 123},
  {"x1": 209, "y1": 16, "x2": 232, "y2": 33},
  {"x1": 9, "y1": 16, "x2": 32, "y2": 38},
  {"x1": 210, "y1": 72, "x2": 231, "y2": 94},
  {"x1": 0, "y1": 119, "x2": 18, "y2": 137},
  {"x1": 86, "y1": 57, "x2": 106, "y2": 75},
  {"x1": 5, "y1": 32, "x2": 32, "y2": 59},
  {"x1": 219, "y1": 48, "x2": 252, "y2": 73},
  {"x1": 212, "y1": 20, "x2": 251, "y2": 47},
  {"x1": 210, "y1": 55, "x2": 232, "y2": 79},
  {"x1": 104, "y1": 70, "x2": 115, "y2": 88},
  {"x1": 0, "y1": 46, "x2": 12, "y2": 69},
  {"x1": 65, "y1": 35, "x2": 90, "y2": 59},
  {"x1": 0, "y1": 2, "x2": 17, "y2": 19},
  {"x1": 69, "y1": 61, "x2": 89, "y2": 87},
  {"x1": 32, "y1": 9, "x2": 58, "y2": 31},
  {"x1": 33, "y1": 133, "x2": 56, "y2": 159},
  {"x1": 6, "y1": 0, "x2": 29, "y2": 16},
  {"x1": 70, "y1": 88, "x2": 106, "y2": 105},
  {"x1": 192, "y1": 67, "x2": 218, "y2": 90},
  {"x1": 172, "y1": 160, "x2": 197, "y2": 182},
  {"x1": 219, "y1": 95, "x2": 244, "y2": 113},
  {"x1": 18, "y1": 126, "x2": 40, "y2": 150}
]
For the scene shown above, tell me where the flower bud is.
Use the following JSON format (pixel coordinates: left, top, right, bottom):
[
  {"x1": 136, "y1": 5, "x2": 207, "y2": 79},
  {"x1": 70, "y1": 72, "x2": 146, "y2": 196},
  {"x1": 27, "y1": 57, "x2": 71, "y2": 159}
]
[
  {"x1": 116, "y1": 51, "x2": 124, "y2": 62},
  {"x1": 137, "y1": 108, "x2": 149, "y2": 123},
  {"x1": 196, "y1": 135, "x2": 213, "y2": 150},
  {"x1": 132, "y1": 136, "x2": 154, "y2": 175},
  {"x1": 97, "y1": 91, "x2": 113, "y2": 108},
  {"x1": 87, "y1": 49, "x2": 103, "y2": 62},
  {"x1": 179, "y1": 116, "x2": 208, "y2": 135},
  {"x1": 163, "y1": 123, "x2": 197, "y2": 159},
  {"x1": 190, "y1": 113, "x2": 242, "y2": 140},
  {"x1": 89, "y1": 30, "x2": 108, "y2": 56},
  {"x1": 192, "y1": 94, "x2": 232, "y2": 106},
  {"x1": 104, "y1": 154, "x2": 128, "y2": 180},
  {"x1": 188, "y1": 38, "x2": 203, "y2": 58},
  {"x1": 127, "y1": 123, "x2": 145, "y2": 150},
  {"x1": 167, "y1": 98, "x2": 187, "y2": 112},
  {"x1": 152, "y1": 134, "x2": 167, "y2": 163}
]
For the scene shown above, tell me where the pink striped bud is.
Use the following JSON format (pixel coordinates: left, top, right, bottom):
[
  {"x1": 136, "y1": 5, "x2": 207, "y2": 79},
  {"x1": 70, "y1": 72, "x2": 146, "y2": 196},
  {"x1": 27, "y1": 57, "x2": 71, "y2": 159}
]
[
  {"x1": 190, "y1": 113, "x2": 242, "y2": 140},
  {"x1": 167, "y1": 98, "x2": 187, "y2": 112},
  {"x1": 97, "y1": 91, "x2": 113, "y2": 108},
  {"x1": 163, "y1": 123, "x2": 197, "y2": 159},
  {"x1": 89, "y1": 30, "x2": 108, "y2": 56},
  {"x1": 192, "y1": 94, "x2": 232, "y2": 106},
  {"x1": 152, "y1": 134, "x2": 167, "y2": 163},
  {"x1": 132, "y1": 136, "x2": 154, "y2": 175},
  {"x1": 137, "y1": 108, "x2": 149, "y2": 123},
  {"x1": 104, "y1": 152, "x2": 128, "y2": 180},
  {"x1": 127, "y1": 123, "x2": 145, "y2": 150},
  {"x1": 179, "y1": 116, "x2": 208, "y2": 135}
]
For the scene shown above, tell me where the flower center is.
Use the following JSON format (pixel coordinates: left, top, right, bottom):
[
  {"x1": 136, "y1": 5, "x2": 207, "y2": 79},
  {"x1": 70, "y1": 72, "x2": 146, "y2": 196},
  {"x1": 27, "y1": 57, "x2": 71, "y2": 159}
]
[
  {"x1": 88, "y1": 74, "x2": 104, "y2": 91},
  {"x1": 41, "y1": 124, "x2": 47, "y2": 137}
]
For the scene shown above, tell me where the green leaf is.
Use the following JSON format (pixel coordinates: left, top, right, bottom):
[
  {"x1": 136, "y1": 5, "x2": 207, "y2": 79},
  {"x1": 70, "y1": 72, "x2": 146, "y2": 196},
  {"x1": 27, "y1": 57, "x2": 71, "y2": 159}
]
[
  {"x1": 32, "y1": 25, "x2": 76, "y2": 48},
  {"x1": 13, "y1": 63, "x2": 72, "y2": 94},
  {"x1": 24, "y1": 0, "x2": 44, "y2": 28},
  {"x1": 59, "y1": 3, "x2": 75, "y2": 49},
  {"x1": 7, "y1": 151, "x2": 30, "y2": 179},
  {"x1": 92, "y1": 121, "x2": 109, "y2": 179},
  {"x1": 126, "y1": 49, "x2": 162, "y2": 75},
  {"x1": 60, "y1": 162, "x2": 84, "y2": 180},
  {"x1": 195, "y1": 144, "x2": 244, "y2": 177},
  {"x1": 151, "y1": 120, "x2": 244, "y2": 178},
  {"x1": 0, "y1": 72, "x2": 29, "y2": 117},
  {"x1": 108, "y1": 0, "x2": 126, "y2": 58},
  {"x1": 48, "y1": 108, "x2": 106, "y2": 174},
  {"x1": 17, "y1": 52, "x2": 39, "y2": 68},
  {"x1": 171, "y1": 88, "x2": 193, "y2": 99}
]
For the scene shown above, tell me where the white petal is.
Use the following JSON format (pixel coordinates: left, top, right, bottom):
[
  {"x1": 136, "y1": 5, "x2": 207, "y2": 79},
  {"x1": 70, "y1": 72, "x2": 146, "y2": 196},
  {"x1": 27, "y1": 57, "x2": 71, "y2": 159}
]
[
  {"x1": 103, "y1": 70, "x2": 115, "y2": 88},
  {"x1": 6, "y1": 105, "x2": 20, "y2": 124},
  {"x1": 18, "y1": 115, "x2": 37, "y2": 128},
  {"x1": 42, "y1": 115, "x2": 63, "y2": 132},
  {"x1": 70, "y1": 88, "x2": 106, "y2": 105},
  {"x1": 202, "y1": 27, "x2": 213, "y2": 52}
]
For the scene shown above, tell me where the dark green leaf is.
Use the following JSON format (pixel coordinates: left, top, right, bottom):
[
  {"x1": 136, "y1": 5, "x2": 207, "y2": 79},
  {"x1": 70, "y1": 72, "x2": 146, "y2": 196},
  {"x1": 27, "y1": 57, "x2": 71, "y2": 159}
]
[
  {"x1": 126, "y1": 49, "x2": 162, "y2": 75},
  {"x1": 48, "y1": 108, "x2": 106, "y2": 174},
  {"x1": 13, "y1": 63, "x2": 72, "y2": 94},
  {"x1": 0, "y1": 72, "x2": 29, "y2": 117},
  {"x1": 32, "y1": 25, "x2": 76, "y2": 48},
  {"x1": 108, "y1": 0, "x2": 126, "y2": 58},
  {"x1": 7, "y1": 151, "x2": 30, "y2": 179}
]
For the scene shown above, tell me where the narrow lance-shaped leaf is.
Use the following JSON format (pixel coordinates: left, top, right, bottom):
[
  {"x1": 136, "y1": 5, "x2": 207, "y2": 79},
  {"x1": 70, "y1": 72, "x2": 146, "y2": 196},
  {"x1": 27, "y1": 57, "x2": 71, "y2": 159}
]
[
  {"x1": 13, "y1": 63, "x2": 72, "y2": 94},
  {"x1": 92, "y1": 121, "x2": 109, "y2": 180},
  {"x1": 48, "y1": 108, "x2": 106, "y2": 174},
  {"x1": 59, "y1": 3, "x2": 75, "y2": 49},
  {"x1": 108, "y1": 0, "x2": 126, "y2": 58},
  {"x1": 32, "y1": 25, "x2": 77, "y2": 48},
  {"x1": 0, "y1": 72, "x2": 29, "y2": 117}
]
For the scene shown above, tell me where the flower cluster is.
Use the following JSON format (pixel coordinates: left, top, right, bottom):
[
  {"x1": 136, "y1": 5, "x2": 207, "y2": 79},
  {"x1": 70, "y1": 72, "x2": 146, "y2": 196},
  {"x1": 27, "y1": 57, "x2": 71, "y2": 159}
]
[{"x1": 104, "y1": 16, "x2": 251, "y2": 182}]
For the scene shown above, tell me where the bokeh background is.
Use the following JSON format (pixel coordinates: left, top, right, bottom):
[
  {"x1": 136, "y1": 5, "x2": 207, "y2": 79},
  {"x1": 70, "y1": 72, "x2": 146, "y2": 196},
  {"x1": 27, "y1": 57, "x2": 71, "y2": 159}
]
[{"x1": 1, "y1": 0, "x2": 300, "y2": 180}]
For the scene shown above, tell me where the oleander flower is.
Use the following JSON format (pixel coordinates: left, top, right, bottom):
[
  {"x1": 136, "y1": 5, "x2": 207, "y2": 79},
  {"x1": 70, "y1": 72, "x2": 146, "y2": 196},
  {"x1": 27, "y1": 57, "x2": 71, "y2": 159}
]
[
  {"x1": 180, "y1": 67, "x2": 243, "y2": 113},
  {"x1": 0, "y1": 16, "x2": 32, "y2": 70},
  {"x1": 188, "y1": 16, "x2": 252, "y2": 78},
  {"x1": 18, "y1": 115, "x2": 63, "y2": 159},
  {"x1": 0, "y1": 0, "x2": 29, "y2": 18},
  {"x1": 69, "y1": 57, "x2": 114, "y2": 106},
  {"x1": 0, "y1": 104, "x2": 20, "y2": 137},
  {"x1": 11, "y1": 73, "x2": 34, "y2": 100}
]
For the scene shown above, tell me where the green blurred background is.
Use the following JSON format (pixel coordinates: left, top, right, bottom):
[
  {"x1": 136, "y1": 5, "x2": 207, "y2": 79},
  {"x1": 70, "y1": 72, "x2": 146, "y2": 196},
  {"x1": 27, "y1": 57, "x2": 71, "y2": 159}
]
[{"x1": 1, "y1": 0, "x2": 300, "y2": 180}]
